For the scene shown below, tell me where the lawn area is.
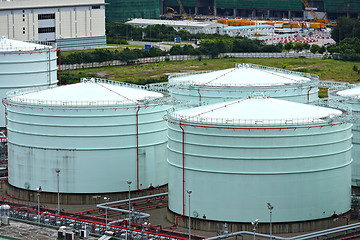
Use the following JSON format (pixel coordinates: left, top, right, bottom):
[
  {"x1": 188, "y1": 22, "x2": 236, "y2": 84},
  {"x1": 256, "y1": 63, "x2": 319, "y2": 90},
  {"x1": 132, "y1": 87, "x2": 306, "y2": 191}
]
[{"x1": 64, "y1": 57, "x2": 360, "y2": 85}]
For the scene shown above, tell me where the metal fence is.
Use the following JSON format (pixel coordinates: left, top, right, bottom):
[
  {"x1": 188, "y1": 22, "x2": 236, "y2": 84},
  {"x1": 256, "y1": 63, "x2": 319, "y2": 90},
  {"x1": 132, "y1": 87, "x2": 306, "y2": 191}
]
[{"x1": 60, "y1": 52, "x2": 325, "y2": 71}]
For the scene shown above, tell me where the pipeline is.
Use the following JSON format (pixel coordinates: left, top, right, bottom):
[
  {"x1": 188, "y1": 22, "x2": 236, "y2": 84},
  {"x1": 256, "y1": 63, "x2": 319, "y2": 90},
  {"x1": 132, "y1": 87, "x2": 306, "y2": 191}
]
[
  {"x1": 198, "y1": 88, "x2": 201, "y2": 105},
  {"x1": 75, "y1": 198, "x2": 161, "y2": 215},
  {"x1": 10, "y1": 205, "x2": 190, "y2": 240},
  {"x1": 339, "y1": 234, "x2": 360, "y2": 240},
  {"x1": 96, "y1": 193, "x2": 167, "y2": 221},
  {"x1": 149, "y1": 185, "x2": 166, "y2": 194},
  {"x1": 206, "y1": 222, "x2": 360, "y2": 240},
  {"x1": 135, "y1": 105, "x2": 153, "y2": 196},
  {"x1": 136, "y1": 105, "x2": 140, "y2": 190},
  {"x1": 307, "y1": 86, "x2": 314, "y2": 103},
  {"x1": 161, "y1": 121, "x2": 186, "y2": 230},
  {"x1": 57, "y1": 48, "x2": 62, "y2": 86},
  {"x1": 333, "y1": 212, "x2": 349, "y2": 225},
  {"x1": 179, "y1": 120, "x2": 185, "y2": 216}
]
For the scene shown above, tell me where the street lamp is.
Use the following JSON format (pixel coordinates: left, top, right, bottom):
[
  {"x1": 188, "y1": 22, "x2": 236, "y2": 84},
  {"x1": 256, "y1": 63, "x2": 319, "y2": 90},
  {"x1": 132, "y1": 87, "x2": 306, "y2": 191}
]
[
  {"x1": 104, "y1": 196, "x2": 110, "y2": 230},
  {"x1": 187, "y1": 190, "x2": 192, "y2": 240},
  {"x1": 36, "y1": 186, "x2": 41, "y2": 223},
  {"x1": 267, "y1": 202, "x2": 274, "y2": 240},
  {"x1": 251, "y1": 219, "x2": 259, "y2": 240},
  {"x1": 126, "y1": 180, "x2": 132, "y2": 228},
  {"x1": 56, "y1": 169, "x2": 60, "y2": 215}
]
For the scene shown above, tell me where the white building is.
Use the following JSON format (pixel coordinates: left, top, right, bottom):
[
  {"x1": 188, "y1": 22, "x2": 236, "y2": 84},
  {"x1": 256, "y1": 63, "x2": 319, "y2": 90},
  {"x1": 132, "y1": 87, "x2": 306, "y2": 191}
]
[
  {"x1": 0, "y1": 0, "x2": 106, "y2": 49},
  {"x1": 125, "y1": 18, "x2": 223, "y2": 35},
  {"x1": 219, "y1": 24, "x2": 275, "y2": 38}
]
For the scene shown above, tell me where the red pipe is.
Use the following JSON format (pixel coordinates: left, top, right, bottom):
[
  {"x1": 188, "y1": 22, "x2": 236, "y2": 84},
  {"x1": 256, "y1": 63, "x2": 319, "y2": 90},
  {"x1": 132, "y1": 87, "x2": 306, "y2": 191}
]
[
  {"x1": 307, "y1": 86, "x2": 314, "y2": 103},
  {"x1": 135, "y1": 105, "x2": 153, "y2": 195},
  {"x1": 338, "y1": 234, "x2": 360, "y2": 240},
  {"x1": 2, "y1": 99, "x2": 8, "y2": 177},
  {"x1": 57, "y1": 48, "x2": 62, "y2": 86},
  {"x1": 179, "y1": 120, "x2": 185, "y2": 216},
  {"x1": 161, "y1": 121, "x2": 186, "y2": 230},
  {"x1": 149, "y1": 185, "x2": 166, "y2": 194},
  {"x1": 136, "y1": 105, "x2": 140, "y2": 190},
  {"x1": 333, "y1": 212, "x2": 349, "y2": 225},
  {"x1": 10, "y1": 206, "x2": 190, "y2": 240}
]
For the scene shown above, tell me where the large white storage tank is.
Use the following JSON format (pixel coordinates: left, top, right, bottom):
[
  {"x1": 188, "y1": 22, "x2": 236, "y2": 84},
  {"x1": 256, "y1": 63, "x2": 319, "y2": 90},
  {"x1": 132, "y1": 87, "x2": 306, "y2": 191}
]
[
  {"x1": 168, "y1": 63, "x2": 319, "y2": 104},
  {"x1": 329, "y1": 85, "x2": 360, "y2": 186},
  {"x1": 5, "y1": 78, "x2": 169, "y2": 197},
  {"x1": 0, "y1": 37, "x2": 58, "y2": 127},
  {"x1": 166, "y1": 97, "x2": 352, "y2": 229}
]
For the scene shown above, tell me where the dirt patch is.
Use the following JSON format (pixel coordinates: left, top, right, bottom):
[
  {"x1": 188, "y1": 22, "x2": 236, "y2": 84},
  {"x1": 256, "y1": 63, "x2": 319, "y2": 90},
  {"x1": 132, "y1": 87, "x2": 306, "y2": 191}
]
[
  {"x1": 96, "y1": 71, "x2": 110, "y2": 78},
  {"x1": 291, "y1": 64, "x2": 317, "y2": 70}
]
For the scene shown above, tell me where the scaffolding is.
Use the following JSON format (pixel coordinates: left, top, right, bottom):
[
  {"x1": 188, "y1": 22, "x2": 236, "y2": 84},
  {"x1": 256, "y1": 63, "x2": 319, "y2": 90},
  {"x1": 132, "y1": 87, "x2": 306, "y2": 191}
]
[{"x1": 105, "y1": 0, "x2": 160, "y2": 22}]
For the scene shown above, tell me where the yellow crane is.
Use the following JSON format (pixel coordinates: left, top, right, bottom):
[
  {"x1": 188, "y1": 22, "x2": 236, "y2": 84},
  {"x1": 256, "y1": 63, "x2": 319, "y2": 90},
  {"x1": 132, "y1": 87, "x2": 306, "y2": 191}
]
[
  {"x1": 300, "y1": 0, "x2": 328, "y2": 24},
  {"x1": 176, "y1": 0, "x2": 193, "y2": 20}
]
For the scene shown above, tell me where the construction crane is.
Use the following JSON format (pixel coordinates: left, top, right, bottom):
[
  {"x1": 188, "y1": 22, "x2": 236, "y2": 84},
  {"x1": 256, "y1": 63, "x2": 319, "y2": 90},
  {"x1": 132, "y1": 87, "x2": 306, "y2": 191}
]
[
  {"x1": 300, "y1": 0, "x2": 328, "y2": 24},
  {"x1": 166, "y1": 6, "x2": 177, "y2": 14},
  {"x1": 176, "y1": 0, "x2": 193, "y2": 20}
]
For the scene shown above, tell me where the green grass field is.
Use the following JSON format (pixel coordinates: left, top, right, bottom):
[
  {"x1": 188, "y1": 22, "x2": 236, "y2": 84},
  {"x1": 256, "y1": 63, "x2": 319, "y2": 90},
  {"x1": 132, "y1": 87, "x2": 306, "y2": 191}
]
[{"x1": 65, "y1": 57, "x2": 360, "y2": 85}]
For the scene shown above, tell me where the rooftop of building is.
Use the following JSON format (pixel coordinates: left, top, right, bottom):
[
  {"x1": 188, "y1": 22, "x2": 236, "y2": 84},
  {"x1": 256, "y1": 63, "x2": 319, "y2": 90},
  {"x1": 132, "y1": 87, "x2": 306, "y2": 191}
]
[
  {"x1": 0, "y1": 0, "x2": 106, "y2": 10},
  {"x1": 125, "y1": 18, "x2": 222, "y2": 28}
]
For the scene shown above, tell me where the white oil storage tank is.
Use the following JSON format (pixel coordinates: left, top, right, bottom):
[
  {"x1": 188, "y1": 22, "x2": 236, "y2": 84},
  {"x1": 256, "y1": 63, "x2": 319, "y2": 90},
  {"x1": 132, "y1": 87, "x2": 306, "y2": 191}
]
[
  {"x1": 166, "y1": 96, "x2": 352, "y2": 229},
  {"x1": 168, "y1": 63, "x2": 318, "y2": 104},
  {"x1": 0, "y1": 37, "x2": 58, "y2": 127},
  {"x1": 329, "y1": 85, "x2": 360, "y2": 186},
  {"x1": 5, "y1": 78, "x2": 169, "y2": 198}
]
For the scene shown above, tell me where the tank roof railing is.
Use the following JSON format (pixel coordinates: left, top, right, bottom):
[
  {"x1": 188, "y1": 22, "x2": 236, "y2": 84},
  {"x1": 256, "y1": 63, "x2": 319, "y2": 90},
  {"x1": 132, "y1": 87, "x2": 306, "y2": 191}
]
[
  {"x1": 167, "y1": 99, "x2": 354, "y2": 127},
  {"x1": 328, "y1": 82, "x2": 360, "y2": 101},
  {"x1": 81, "y1": 77, "x2": 148, "y2": 90},
  {"x1": 0, "y1": 41, "x2": 56, "y2": 52},
  {"x1": 235, "y1": 63, "x2": 319, "y2": 80},
  {"x1": 5, "y1": 81, "x2": 169, "y2": 107},
  {"x1": 319, "y1": 80, "x2": 354, "y2": 89},
  {"x1": 168, "y1": 64, "x2": 319, "y2": 87},
  {"x1": 81, "y1": 77, "x2": 169, "y2": 93}
]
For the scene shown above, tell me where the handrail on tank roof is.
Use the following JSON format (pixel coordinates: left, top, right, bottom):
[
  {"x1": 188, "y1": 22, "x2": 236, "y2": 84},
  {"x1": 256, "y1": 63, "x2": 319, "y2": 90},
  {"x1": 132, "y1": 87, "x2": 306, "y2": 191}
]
[
  {"x1": 166, "y1": 98, "x2": 354, "y2": 127},
  {"x1": 328, "y1": 82, "x2": 360, "y2": 101},
  {"x1": 0, "y1": 38, "x2": 56, "y2": 52},
  {"x1": 168, "y1": 63, "x2": 319, "y2": 86},
  {"x1": 5, "y1": 79, "x2": 169, "y2": 107}
]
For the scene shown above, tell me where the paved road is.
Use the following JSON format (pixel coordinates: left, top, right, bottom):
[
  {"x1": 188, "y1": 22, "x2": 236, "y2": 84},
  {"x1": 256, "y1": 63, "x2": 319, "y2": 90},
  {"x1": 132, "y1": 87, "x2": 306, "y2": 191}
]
[{"x1": 128, "y1": 40, "x2": 198, "y2": 51}]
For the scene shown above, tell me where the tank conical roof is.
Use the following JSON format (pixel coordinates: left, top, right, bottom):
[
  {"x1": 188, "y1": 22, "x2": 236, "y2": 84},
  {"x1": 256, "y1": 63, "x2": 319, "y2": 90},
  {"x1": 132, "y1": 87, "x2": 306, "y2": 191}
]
[
  {"x1": 8, "y1": 79, "x2": 164, "y2": 105},
  {"x1": 0, "y1": 36, "x2": 51, "y2": 52},
  {"x1": 170, "y1": 64, "x2": 311, "y2": 86},
  {"x1": 337, "y1": 86, "x2": 360, "y2": 98},
  {"x1": 173, "y1": 97, "x2": 342, "y2": 125}
]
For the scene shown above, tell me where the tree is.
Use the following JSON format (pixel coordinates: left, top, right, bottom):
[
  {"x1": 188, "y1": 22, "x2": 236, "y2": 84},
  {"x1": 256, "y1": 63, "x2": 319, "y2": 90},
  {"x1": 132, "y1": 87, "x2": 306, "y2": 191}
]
[
  {"x1": 303, "y1": 43, "x2": 310, "y2": 52},
  {"x1": 318, "y1": 46, "x2": 326, "y2": 54},
  {"x1": 331, "y1": 17, "x2": 360, "y2": 43},
  {"x1": 310, "y1": 44, "x2": 320, "y2": 54},
  {"x1": 293, "y1": 42, "x2": 304, "y2": 53},
  {"x1": 284, "y1": 42, "x2": 293, "y2": 52},
  {"x1": 261, "y1": 45, "x2": 282, "y2": 52}
]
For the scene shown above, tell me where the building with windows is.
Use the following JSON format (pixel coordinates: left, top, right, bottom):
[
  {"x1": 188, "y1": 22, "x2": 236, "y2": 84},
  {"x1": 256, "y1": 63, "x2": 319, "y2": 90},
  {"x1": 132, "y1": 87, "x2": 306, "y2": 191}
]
[{"x1": 0, "y1": 0, "x2": 106, "y2": 49}]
